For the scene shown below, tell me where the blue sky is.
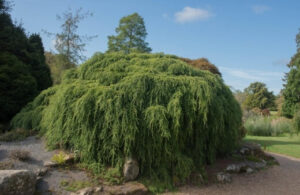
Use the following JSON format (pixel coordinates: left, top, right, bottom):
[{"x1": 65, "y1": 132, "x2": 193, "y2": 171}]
[{"x1": 11, "y1": 0, "x2": 300, "y2": 94}]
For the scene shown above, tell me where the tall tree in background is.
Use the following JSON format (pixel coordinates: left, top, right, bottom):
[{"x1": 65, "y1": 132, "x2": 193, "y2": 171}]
[
  {"x1": 282, "y1": 29, "x2": 300, "y2": 118},
  {"x1": 243, "y1": 82, "x2": 276, "y2": 110},
  {"x1": 0, "y1": 0, "x2": 52, "y2": 123},
  {"x1": 53, "y1": 8, "x2": 96, "y2": 64},
  {"x1": 45, "y1": 8, "x2": 95, "y2": 84},
  {"x1": 107, "y1": 13, "x2": 151, "y2": 53}
]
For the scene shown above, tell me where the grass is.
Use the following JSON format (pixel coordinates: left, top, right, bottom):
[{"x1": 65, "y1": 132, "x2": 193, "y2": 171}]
[
  {"x1": 60, "y1": 179, "x2": 94, "y2": 192},
  {"x1": 51, "y1": 151, "x2": 67, "y2": 165},
  {"x1": 245, "y1": 116, "x2": 293, "y2": 136},
  {"x1": 244, "y1": 134, "x2": 300, "y2": 158}
]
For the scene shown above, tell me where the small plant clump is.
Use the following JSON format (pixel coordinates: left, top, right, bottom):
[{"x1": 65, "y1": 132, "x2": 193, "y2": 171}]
[
  {"x1": 60, "y1": 179, "x2": 94, "y2": 192},
  {"x1": 12, "y1": 53, "x2": 242, "y2": 190},
  {"x1": 9, "y1": 149, "x2": 30, "y2": 161},
  {"x1": 51, "y1": 151, "x2": 67, "y2": 165}
]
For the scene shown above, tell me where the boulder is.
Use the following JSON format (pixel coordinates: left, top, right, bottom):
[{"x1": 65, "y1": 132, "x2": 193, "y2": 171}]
[
  {"x1": 226, "y1": 163, "x2": 248, "y2": 173},
  {"x1": 246, "y1": 167, "x2": 254, "y2": 174},
  {"x1": 104, "y1": 182, "x2": 149, "y2": 195},
  {"x1": 35, "y1": 167, "x2": 48, "y2": 176},
  {"x1": 216, "y1": 172, "x2": 232, "y2": 183},
  {"x1": 0, "y1": 170, "x2": 36, "y2": 195},
  {"x1": 123, "y1": 157, "x2": 139, "y2": 182}
]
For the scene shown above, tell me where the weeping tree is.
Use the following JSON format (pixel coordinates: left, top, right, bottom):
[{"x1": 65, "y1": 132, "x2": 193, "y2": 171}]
[
  {"x1": 107, "y1": 13, "x2": 151, "y2": 53},
  {"x1": 12, "y1": 53, "x2": 242, "y2": 190}
]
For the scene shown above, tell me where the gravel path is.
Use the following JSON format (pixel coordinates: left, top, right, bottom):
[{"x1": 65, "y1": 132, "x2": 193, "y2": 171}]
[
  {"x1": 0, "y1": 136, "x2": 89, "y2": 195},
  {"x1": 165, "y1": 153, "x2": 300, "y2": 195}
]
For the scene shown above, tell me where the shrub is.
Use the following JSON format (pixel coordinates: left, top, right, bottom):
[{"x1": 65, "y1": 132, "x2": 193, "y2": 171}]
[
  {"x1": 51, "y1": 151, "x2": 67, "y2": 165},
  {"x1": 293, "y1": 110, "x2": 300, "y2": 133},
  {"x1": 245, "y1": 116, "x2": 292, "y2": 136},
  {"x1": 245, "y1": 116, "x2": 272, "y2": 136},
  {"x1": 12, "y1": 53, "x2": 242, "y2": 189},
  {"x1": 9, "y1": 149, "x2": 30, "y2": 161},
  {"x1": 179, "y1": 57, "x2": 222, "y2": 76}
]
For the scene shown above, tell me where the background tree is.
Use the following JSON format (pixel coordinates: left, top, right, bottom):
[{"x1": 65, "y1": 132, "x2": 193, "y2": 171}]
[
  {"x1": 44, "y1": 8, "x2": 95, "y2": 84},
  {"x1": 107, "y1": 13, "x2": 151, "y2": 53},
  {"x1": 282, "y1": 29, "x2": 300, "y2": 118},
  {"x1": 243, "y1": 82, "x2": 276, "y2": 110},
  {"x1": 45, "y1": 52, "x2": 75, "y2": 84},
  {"x1": 0, "y1": 0, "x2": 52, "y2": 123},
  {"x1": 180, "y1": 57, "x2": 222, "y2": 76}
]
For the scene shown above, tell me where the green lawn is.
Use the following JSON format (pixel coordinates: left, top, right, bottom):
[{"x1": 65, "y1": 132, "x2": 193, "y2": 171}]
[{"x1": 244, "y1": 134, "x2": 300, "y2": 158}]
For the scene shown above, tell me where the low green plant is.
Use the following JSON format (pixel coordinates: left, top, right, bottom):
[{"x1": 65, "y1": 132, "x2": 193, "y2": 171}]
[
  {"x1": 0, "y1": 128, "x2": 35, "y2": 142},
  {"x1": 245, "y1": 116, "x2": 292, "y2": 136},
  {"x1": 60, "y1": 179, "x2": 93, "y2": 192},
  {"x1": 51, "y1": 151, "x2": 67, "y2": 165},
  {"x1": 293, "y1": 110, "x2": 300, "y2": 133}
]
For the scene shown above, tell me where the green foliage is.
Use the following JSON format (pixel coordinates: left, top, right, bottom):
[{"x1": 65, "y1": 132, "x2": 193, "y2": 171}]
[
  {"x1": 245, "y1": 116, "x2": 292, "y2": 136},
  {"x1": 243, "y1": 82, "x2": 276, "y2": 110},
  {"x1": 293, "y1": 110, "x2": 300, "y2": 133},
  {"x1": 12, "y1": 53, "x2": 242, "y2": 188},
  {"x1": 107, "y1": 13, "x2": 151, "y2": 53},
  {"x1": 60, "y1": 179, "x2": 93, "y2": 192},
  {"x1": 45, "y1": 52, "x2": 75, "y2": 84},
  {"x1": 0, "y1": 0, "x2": 52, "y2": 122},
  {"x1": 51, "y1": 151, "x2": 67, "y2": 165},
  {"x1": 282, "y1": 43, "x2": 300, "y2": 118}
]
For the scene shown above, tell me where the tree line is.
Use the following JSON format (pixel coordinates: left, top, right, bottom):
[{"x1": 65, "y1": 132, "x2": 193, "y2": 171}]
[{"x1": 1, "y1": 0, "x2": 300, "y2": 130}]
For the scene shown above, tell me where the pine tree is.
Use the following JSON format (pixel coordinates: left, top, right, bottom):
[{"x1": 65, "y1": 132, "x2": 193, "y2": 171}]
[{"x1": 107, "y1": 13, "x2": 151, "y2": 53}]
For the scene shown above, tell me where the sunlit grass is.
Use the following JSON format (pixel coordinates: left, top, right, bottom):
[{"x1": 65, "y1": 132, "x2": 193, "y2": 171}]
[{"x1": 244, "y1": 134, "x2": 300, "y2": 158}]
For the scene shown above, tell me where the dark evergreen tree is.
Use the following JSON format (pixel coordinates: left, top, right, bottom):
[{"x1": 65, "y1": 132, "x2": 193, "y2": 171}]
[{"x1": 0, "y1": 0, "x2": 52, "y2": 123}]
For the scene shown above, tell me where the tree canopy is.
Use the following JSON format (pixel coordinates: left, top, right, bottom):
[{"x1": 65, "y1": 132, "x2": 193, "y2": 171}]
[
  {"x1": 243, "y1": 82, "x2": 276, "y2": 110},
  {"x1": 282, "y1": 29, "x2": 300, "y2": 118},
  {"x1": 0, "y1": 0, "x2": 52, "y2": 123},
  {"x1": 47, "y1": 8, "x2": 96, "y2": 65},
  {"x1": 180, "y1": 57, "x2": 222, "y2": 76},
  {"x1": 107, "y1": 13, "x2": 151, "y2": 53},
  {"x1": 12, "y1": 53, "x2": 242, "y2": 190}
]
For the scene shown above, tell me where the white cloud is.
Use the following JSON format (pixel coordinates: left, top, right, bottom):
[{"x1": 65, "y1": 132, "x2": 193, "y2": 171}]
[
  {"x1": 220, "y1": 67, "x2": 283, "y2": 94},
  {"x1": 272, "y1": 58, "x2": 290, "y2": 66},
  {"x1": 175, "y1": 6, "x2": 213, "y2": 23},
  {"x1": 220, "y1": 67, "x2": 282, "y2": 82},
  {"x1": 252, "y1": 5, "x2": 271, "y2": 14}
]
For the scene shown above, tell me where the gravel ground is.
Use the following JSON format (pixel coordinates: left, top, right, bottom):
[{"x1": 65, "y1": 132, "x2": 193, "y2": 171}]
[
  {"x1": 1, "y1": 137, "x2": 300, "y2": 195},
  {"x1": 165, "y1": 153, "x2": 300, "y2": 195},
  {"x1": 0, "y1": 136, "x2": 89, "y2": 195}
]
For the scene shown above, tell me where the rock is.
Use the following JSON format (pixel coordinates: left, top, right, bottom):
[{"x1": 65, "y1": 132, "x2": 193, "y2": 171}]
[
  {"x1": 64, "y1": 154, "x2": 75, "y2": 164},
  {"x1": 241, "y1": 142, "x2": 263, "y2": 155},
  {"x1": 35, "y1": 167, "x2": 48, "y2": 176},
  {"x1": 226, "y1": 163, "x2": 248, "y2": 173},
  {"x1": 240, "y1": 147, "x2": 251, "y2": 155},
  {"x1": 246, "y1": 167, "x2": 254, "y2": 174},
  {"x1": 104, "y1": 182, "x2": 149, "y2": 195},
  {"x1": 75, "y1": 186, "x2": 103, "y2": 195},
  {"x1": 216, "y1": 172, "x2": 232, "y2": 183},
  {"x1": 123, "y1": 157, "x2": 139, "y2": 182},
  {"x1": 44, "y1": 160, "x2": 57, "y2": 167},
  {"x1": 0, "y1": 170, "x2": 36, "y2": 195}
]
